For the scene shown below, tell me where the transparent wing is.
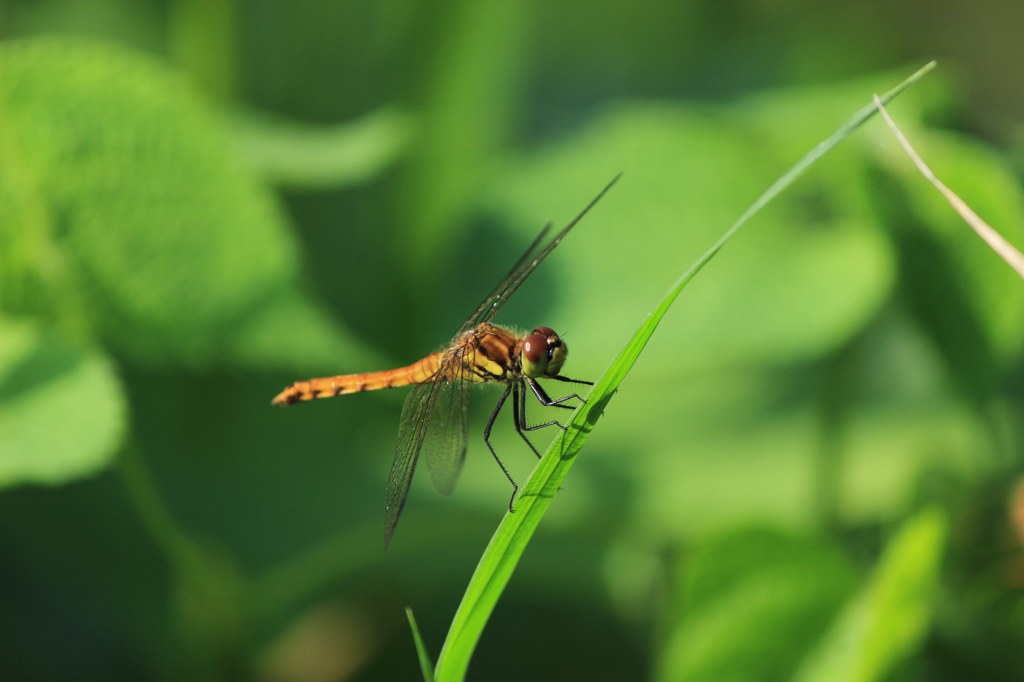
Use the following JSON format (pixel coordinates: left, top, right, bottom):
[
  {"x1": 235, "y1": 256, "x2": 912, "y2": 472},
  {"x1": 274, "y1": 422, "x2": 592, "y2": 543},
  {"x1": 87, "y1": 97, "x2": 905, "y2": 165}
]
[
  {"x1": 383, "y1": 350, "x2": 470, "y2": 547},
  {"x1": 385, "y1": 381, "x2": 435, "y2": 548},
  {"x1": 421, "y1": 372, "x2": 470, "y2": 497},
  {"x1": 459, "y1": 174, "x2": 621, "y2": 334}
]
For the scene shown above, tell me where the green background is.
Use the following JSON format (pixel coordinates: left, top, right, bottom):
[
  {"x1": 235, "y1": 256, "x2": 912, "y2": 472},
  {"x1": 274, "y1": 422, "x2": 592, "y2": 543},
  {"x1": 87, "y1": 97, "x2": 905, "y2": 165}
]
[{"x1": 2, "y1": 1, "x2": 1023, "y2": 680}]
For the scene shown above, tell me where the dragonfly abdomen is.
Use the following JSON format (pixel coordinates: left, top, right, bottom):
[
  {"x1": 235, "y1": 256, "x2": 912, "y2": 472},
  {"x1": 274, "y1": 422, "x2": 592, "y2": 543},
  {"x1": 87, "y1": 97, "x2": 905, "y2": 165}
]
[{"x1": 272, "y1": 353, "x2": 444, "y2": 405}]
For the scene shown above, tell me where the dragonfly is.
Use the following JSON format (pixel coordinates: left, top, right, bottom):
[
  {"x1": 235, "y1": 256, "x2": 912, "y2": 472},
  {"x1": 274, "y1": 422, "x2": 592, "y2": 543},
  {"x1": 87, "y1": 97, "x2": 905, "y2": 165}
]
[{"x1": 273, "y1": 175, "x2": 619, "y2": 547}]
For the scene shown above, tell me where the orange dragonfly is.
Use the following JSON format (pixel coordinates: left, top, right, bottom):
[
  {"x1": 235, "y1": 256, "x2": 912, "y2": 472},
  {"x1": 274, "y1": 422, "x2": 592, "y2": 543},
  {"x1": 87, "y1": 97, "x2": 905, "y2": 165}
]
[{"x1": 273, "y1": 176, "x2": 619, "y2": 547}]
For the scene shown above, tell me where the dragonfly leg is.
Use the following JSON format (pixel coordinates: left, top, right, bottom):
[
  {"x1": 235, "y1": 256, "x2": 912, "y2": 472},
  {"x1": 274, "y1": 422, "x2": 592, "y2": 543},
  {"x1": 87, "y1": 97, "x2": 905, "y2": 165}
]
[
  {"x1": 484, "y1": 384, "x2": 519, "y2": 512},
  {"x1": 551, "y1": 375, "x2": 594, "y2": 403},
  {"x1": 518, "y1": 378, "x2": 574, "y2": 434},
  {"x1": 528, "y1": 377, "x2": 587, "y2": 410},
  {"x1": 553, "y1": 375, "x2": 594, "y2": 386},
  {"x1": 512, "y1": 383, "x2": 543, "y2": 459}
]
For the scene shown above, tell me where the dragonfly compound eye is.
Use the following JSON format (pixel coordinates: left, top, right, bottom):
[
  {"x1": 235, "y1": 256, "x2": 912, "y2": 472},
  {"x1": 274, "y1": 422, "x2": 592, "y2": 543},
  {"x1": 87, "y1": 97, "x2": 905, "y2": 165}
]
[
  {"x1": 522, "y1": 332, "x2": 551, "y2": 377},
  {"x1": 547, "y1": 335, "x2": 568, "y2": 376},
  {"x1": 532, "y1": 326, "x2": 556, "y2": 338}
]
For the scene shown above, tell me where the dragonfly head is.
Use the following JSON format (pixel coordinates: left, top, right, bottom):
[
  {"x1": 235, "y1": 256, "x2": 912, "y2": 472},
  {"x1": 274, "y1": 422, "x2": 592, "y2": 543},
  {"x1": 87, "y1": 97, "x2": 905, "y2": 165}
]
[{"x1": 521, "y1": 326, "x2": 568, "y2": 378}]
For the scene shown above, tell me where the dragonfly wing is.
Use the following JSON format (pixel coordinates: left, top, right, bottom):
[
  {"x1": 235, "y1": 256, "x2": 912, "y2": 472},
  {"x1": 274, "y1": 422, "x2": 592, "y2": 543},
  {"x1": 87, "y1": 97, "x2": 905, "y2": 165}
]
[
  {"x1": 459, "y1": 174, "x2": 621, "y2": 334},
  {"x1": 384, "y1": 349, "x2": 470, "y2": 547},
  {"x1": 385, "y1": 380, "x2": 436, "y2": 548},
  {"x1": 421, "y1": 371, "x2": 470, "y2": 497}
]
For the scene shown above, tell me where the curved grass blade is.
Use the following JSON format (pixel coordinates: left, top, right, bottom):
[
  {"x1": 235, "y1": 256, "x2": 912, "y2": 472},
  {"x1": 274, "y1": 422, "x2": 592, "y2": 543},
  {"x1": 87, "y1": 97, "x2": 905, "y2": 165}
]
[
  {"x1": 872, "y1": 94, "x2": 1024, "y2": 280},
  {"x1": 406, "y1": 608, "x2": 436, "y2": 682},
  {"x1": 433, "y1": 62, "x2": 937, "y2": 681}
]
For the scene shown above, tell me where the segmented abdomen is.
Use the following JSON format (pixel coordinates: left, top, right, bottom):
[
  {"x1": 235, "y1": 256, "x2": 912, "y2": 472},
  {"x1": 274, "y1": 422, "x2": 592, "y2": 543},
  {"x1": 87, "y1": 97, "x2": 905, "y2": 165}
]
[{"x1": 272, "y1": 352, "x2": 444, "y2": 405}]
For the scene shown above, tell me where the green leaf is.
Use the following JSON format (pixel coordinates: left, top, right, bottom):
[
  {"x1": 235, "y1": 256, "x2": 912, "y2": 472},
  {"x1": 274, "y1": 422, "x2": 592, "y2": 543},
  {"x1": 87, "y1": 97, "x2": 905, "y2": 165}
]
[
  {"x1": 406, "y1": 608, "x2": 436, "y2": 682},
  {"x1": 168, "y1": 0, "x2": 236, "y2": 99},
  {"x1": 398, "y1": 0, "x2": 529, "y2": 284},
  {"x1": 0, "y1": 37, "x2": 298, "y2": 367},
  {"x1": 656, "y1": 530, "x2": 859, "y2": 682},
  {"x1": 226, "y1": 286, "x2": 392, "y2": 376},
  {"x1": 0, "y1": 316, "x2": 126, "y2": 487},
  {"x1": 233, "y1": 106, "x2": 415, "y2": 189},
  {"x1": 611, "y1": 310, "x2": 987, "y2": 538},
  {"x1": 433, "y1": 63, "x2": 935, "y2": 682},
  {"x1": 793, "y1": 508, "x2": 947, "y2": 682}
]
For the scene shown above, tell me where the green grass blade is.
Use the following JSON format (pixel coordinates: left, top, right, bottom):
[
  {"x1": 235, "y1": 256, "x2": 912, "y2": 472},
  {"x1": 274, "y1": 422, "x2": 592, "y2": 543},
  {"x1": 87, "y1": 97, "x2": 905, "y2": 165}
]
[
  {"x1": 433, "y1": 62, "x2": 937, "y2": 682},
  {"x1": 407, "y1": 608, "x2": 436, "y2": 682},
  {"x1": 793, "y1": 508, "x2": 947, "y2": 682}
]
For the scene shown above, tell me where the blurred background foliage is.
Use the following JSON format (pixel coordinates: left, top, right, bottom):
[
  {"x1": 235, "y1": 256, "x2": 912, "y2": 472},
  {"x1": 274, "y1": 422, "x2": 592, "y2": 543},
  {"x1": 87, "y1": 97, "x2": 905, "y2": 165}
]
[{"x1": 1, "y1": 1, "x2": 1024, "y2": 680}]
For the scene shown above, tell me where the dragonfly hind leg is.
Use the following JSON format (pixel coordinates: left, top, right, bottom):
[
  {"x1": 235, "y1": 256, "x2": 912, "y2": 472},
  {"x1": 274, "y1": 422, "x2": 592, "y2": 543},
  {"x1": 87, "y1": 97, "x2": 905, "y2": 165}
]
[{"x1": 484, "y1": 384, "x2": 520, "y2": 513}]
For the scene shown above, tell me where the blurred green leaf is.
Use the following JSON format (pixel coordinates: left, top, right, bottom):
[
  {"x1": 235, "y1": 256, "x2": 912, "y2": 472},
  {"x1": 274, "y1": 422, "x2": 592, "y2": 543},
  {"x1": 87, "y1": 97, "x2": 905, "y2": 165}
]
[
  {"x1": 168, "y1": 0, "x2": 236, "y2": 99},
  {"x1": 399, "y1": 0, "x2": 528, "y2": 284},
  {"x1": 0, "y1": 316, "x2": 125, "y2": 487},
  {"x1": 226, "y1": 286, "x2": 391, "y2": 376},
  {"x1": 0, "y1": 37, "x2": 298, "y2": 367},
  {"x1": 233, "y1": 106, "x2": 415, "y2": 189},
  {"x1": 0, "y1": 138, "x2": 52, "y2": 317},
  {"x1": 4, "y1": 0, "x2": 164, "y2": 51},
  {"x1": 621, "y1": 374, "x2": 984, "y2": 540},
  {"x1": 793, "y1": 507, "x2": 947, "y2": 682},
  {"x1": 657, "y1": 530, "x2": 859, "y2": 682}
]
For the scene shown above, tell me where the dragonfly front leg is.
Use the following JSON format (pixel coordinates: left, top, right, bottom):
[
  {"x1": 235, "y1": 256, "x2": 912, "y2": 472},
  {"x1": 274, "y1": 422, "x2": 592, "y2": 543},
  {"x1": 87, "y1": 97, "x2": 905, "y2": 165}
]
[
  {"x1": 526, "y1": 377, "x2": 588, "y2": 411},
  {"x1": 551, "y1": 374, "x2": 594, "y2": 404},
  {"x1": 484, "y1": 384, "x2": 519, "y2": 513},
  {"x1": 553, "y1": 374, "x2": 594, "y2": 386}
]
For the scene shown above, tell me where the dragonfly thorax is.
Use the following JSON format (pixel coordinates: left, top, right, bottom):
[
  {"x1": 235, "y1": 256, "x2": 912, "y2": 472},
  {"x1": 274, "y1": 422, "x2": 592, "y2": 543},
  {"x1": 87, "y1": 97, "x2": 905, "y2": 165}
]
[{"x1": 521, "y1": 326, "x2": 568, "y2": 379}]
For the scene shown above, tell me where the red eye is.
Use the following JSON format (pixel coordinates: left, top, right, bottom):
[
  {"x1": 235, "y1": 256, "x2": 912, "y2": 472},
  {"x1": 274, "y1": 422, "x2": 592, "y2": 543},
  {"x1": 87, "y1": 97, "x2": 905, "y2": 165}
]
[
  {"x1": 532, "y1": 326, "x2": 555, "y2": 338},
  {"x1": 523, "y1": 333, "x2": 548, "y2": 363}
]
